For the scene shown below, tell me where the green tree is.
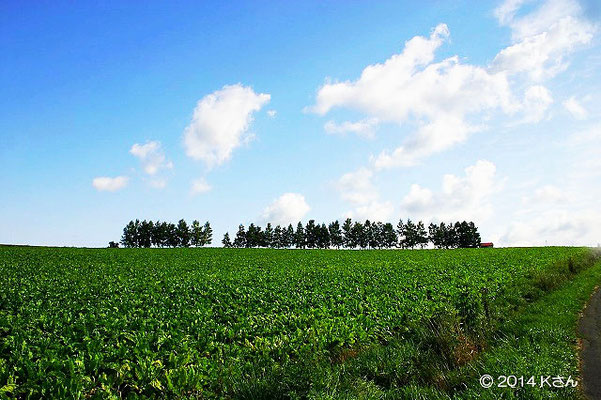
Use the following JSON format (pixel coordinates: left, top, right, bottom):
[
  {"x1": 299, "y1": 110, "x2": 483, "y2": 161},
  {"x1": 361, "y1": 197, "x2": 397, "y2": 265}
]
[
  {"x1": 328, "y1": 220, "x2": 343, "y2": 249},
  {"x1": 137, "y1": 220, "x2": 153, "y2": 248},
  {"x1": 429, "y1": 222, "x2": 451, "y2": 249},
  {"x1": 190, "y1": 220, "x2": 203, "y2": 247},
  {"x1": 304, "y1": 220, "x2": 317, "y2": 248},
  {"x1": 342, "y1": 218, "x2": 353, "y2": 248},
  {"x1": 283, "y1": 224, "x2": 295, "y2": 248},
  {"x1": 316, "y1": 223, "x2": 330, "y2": 249},
  {"x1": 294, "y1": 222, "x2": 305, "y2": 249},
  {"x1": 121, "y1": 220, "x2": 137, "y2": 248},
  {"x1": 222, "y1": 232, "x2": 232, "y2": 248},
  {"x1": 416, "y1": 221, "x2": 428, "y2": 249},
  {"x1": 263, "y1": 223, "x2": 274, "y2": 248},
  {"x1": 351, "y1": 221, "x2": 365, "y2": 249},
  {"x1": 402, "y1": 219, "x2": 417, "y2": 249},
  {"x1": 202, "y1": 221, "x2": 213, "y2": 246},
  {"x1": 166, "y1": 223, "x2": 178, "y2": 248},
  {"x1": 273, "y1": 225, "x2": 283, "y2": 248},
  {"x1": 396, "y1": 219, "x2": 405, "y2": 248},
  {"x1": 233, "y1": 225, "x2": 246, "y2": 248},
  {"x1": 176, "y1": 219, "x2": 190, "y2": 247},
  {"x1": 246, "y1": 224, "x2": 263, "y2": 247},
  {"x1": 381, "y1": 223, "x2": 397, "y2": 248}
]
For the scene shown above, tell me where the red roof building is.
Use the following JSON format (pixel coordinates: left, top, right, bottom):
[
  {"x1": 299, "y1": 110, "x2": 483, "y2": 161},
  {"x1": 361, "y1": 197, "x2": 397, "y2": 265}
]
[{"x1": 480, "y1": 242, "x2": 494, "y2": 248}]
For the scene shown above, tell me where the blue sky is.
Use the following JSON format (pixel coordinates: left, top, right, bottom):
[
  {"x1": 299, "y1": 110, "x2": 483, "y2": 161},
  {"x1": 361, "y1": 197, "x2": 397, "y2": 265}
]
[{"x1": 1, "y1": 0, "x2": 600, "y2": 247}]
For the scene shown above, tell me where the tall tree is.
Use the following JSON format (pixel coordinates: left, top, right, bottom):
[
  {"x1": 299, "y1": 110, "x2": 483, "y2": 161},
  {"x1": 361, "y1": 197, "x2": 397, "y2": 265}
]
[
  {"x1": 381, "y1": 223, "x2": 397, "y2": 248},
  {"x1": 202, "y1": 221, "x2": 213, "y2": 246},
  {"x1": 150, "y1": 220, "x2": 162, "y2": 247},
  {"x1": 273, "y1": 225, "x2": 283, "y2": 248},
  {"x1": 176, "y1": 219, "x2": 190, "y2": 247},
  {"x1": 304, "y1": 220, "x2": 318, "y2": 248},
  {"x1": 443, "y1": 223, "x2": 458, "y2": 248},
  {"x1": 316, "y1": 223, "x2": 330, "y2": 249},
  {"x1": 328, "y1": 220, "x2": 343, "y2": 249},
  {"x1": 401, "y1": 219, "x2": 417, "y2": 249},
  {"x1": 233, "y1": 224, "x2": 246, "y2": 248},
  {"x1": 351, "y1": 221, "x2": 365, "y2": 249},
  {"x1": 416, "y1": 221, "x2": 428, "y2": 249},
  {"x1": 370, "y1": 222, "x2": 383, "y2": 249},
  {"x1": 396, "y1": 219, "x2": 405, "y2": 249},
  {"x1": 137, "y1": 220, "x2": 152, "y2": 248},
  {"x1": 121, "y1": 220, "x2": 137, "y2": 248},
  {"x1": 283, "y1": 224, "x2": 295, "y2": 248},
  {"x1": 363, "y1": 220, "x2": 373, "y2": 249},
  {"x1": 245, "y1": 224, "x2": 263, "y2": 247},
  {"x1": 222, "y1": 232, "x2": 232, "y2": 248},
  {"x1": 190, "y1": 220, "x2": 203, "y2": 247},
  {"x1": 294, "y1": 222, "x2": 305, "y2": 249},
  {"x1": 166, "y1": 223, "x2": 179, "y2": 248},
  {"x1": 342, "y1": 218, "x2": 353, "y2": 248},
  {"x1": 429, "y1": 223, "x2": 444, "y2": 249},
  {"x1": 263, "y1": 223, "x2": 274, "y2": 248}
]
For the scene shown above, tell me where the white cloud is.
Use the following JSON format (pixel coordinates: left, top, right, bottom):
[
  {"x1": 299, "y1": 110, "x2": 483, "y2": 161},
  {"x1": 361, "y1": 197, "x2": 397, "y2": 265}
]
[
  {"x1": 502, "y1": 210, "x2": 601, "y2": 246},
  {"x1": 190, "y1": 178, "x2": 212, "y2": 195},
  {"x1": 501, "y1": 124, "x2": 601, "y2": 246},
  {"x1": 183, "y1": 84, "x2": 271, "y2": 168},
  {"x1": 563, "y1": 96, "x2": 588, "y2": 119},
  {"x1": 130, "y1": 141, "x2": 173, "y2": 175},
  {"x1": 267, "y1": 109, "x2": 277, "y2": 117},
  {"x1": 372, "y1": 115, "x2": 480, "y2": 168},
  {"x1": 520, "y1": 85, "x2": 553, "y2": 123},
  {"x1": 324, "y1": 118, "x2": 379, "y2": 139},
  {"x1": 149, "y1": 178, "x2": 168, "y2": 189},
  {"x1": 305, "y1": 0, "x2": 595, "y2": 181},
  {"x1": 346, "y1": 201, "x2": 394, "y2": 221},
  {"x1": 260, "y1": 193, "x2": 311, "y2": 225},
  {"x1": 308, "y1": 24, "x2": 515, "y2": 168},
  {"x1": 522, "y1": 184, "x2": 566, "y2": 204},
  {"x1": 494, "y1": 0, "x2": 530, "y2": 26},
  {"x1": 492, "y1": 0, "x2": 596, "y2": 81},
  {"x1": 336, "y1": 167, "x2": 394, "y2": 221},
  {"x1": 337, "y1": 168, "x2": 379, "y2": 205},
  {"x1": 400, "y1": 160, "x2": 501, "y2": 222},
  {"x1": 92, "y1": 176, "x2": 129, "y2": 192}
]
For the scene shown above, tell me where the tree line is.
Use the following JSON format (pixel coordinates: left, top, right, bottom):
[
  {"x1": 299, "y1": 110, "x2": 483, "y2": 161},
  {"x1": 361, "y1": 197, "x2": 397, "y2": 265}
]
[
  {"x1": 120, "y1": 219, "x2": 213, "y2": 248},
  {"x1": 222, "y1": 219, "x2": 481, "y2": 249}
]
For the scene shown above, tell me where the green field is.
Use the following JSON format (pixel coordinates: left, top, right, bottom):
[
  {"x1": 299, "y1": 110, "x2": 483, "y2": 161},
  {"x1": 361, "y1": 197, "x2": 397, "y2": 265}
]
[{"x1": 0, "y1": 246, "x2": 597, "y2": 399}]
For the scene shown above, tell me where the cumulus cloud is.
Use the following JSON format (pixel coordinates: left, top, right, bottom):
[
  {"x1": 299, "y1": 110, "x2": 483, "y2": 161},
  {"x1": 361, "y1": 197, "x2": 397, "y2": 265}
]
[
  {"x1": 346, "y1": 201, "x2": 394, "y2": 221},
  {"x1": 308, "y1": 24, "x2": 515, "y2": 168},
  {"x1": 501, "y1": 124, "x2": 601, "y2": 246},
  {"x1": 336, "y1": 167, "x2": 394, "y2": 221},
  {"x1": 130, "y1": 141, "x2": 173, "y2": 175},
  {"x1": 183, "y1": 84, "x2": 270, "y2": 168},
  {"x1": 520, "y1": 85, "x2": 554, "y2": 123},
  {"x1": 337, "y1": 168, "x2": 379, "y2": 205},
  {"x1": 324, "y1": 118, "x2": 379, "y2": 139},
  {"x1": 190, "y1": 178, "x2": 212, "y2": 195},
  {"x1": 502, "y1": 210, "x2": 601, "y2": 246},
  {"x1": 400, "y1": 160, "x2": 501, "y2": 222},
  {"x1": 563, "y1": 96, "x2": 588, "y2": 119},
  {"x1": 307, "y1": 1, "x2": 596, "y2": 170},
  {"x1": 492, "y1": 0, "x2": 596, "y2": 81},
  {"x1": 92, "y1": 176, "x2": 129, "y2": 192},
  {"x1": 260, "y1": 193, "x2": 311, "y2": 225},
  {"x1": 372, "y1": 115, "x2": 481, "y2": 168},
  {"x1": 522, "y1": 184, "x2": 566, "y2": 204}
]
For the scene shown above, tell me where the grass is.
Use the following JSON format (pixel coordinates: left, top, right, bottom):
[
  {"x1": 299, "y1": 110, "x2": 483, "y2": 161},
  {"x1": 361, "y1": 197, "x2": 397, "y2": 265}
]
[
  {"x1": 0, "y1": 247, "x2": 598, "y2": 399},
  {"x1": 252, "y1": 251, "x2": 601, "y2": 399}
]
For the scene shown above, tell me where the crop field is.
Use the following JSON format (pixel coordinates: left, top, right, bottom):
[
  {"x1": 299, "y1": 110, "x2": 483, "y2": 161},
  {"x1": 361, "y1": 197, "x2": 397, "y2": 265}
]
[{"x1": 0, "y1": 246, "x2": 596, "y2": 398}]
